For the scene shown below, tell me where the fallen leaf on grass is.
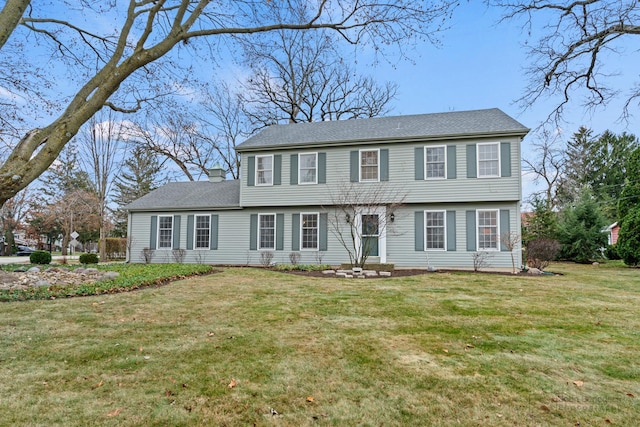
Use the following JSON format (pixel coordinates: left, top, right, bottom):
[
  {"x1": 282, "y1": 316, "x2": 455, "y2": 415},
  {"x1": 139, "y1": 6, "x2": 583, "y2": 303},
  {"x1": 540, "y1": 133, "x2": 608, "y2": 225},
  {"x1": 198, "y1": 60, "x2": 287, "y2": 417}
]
[
  {"x1": 443, "y1": 349, "x2": 449, "y2": 353},
  {"x1": 92, "y1": 380, "x2": 104, "y2": 389},
  {"x1": 540, "y1": 404, "x2": 551, "y2": 412},
  {"x1": 106, "y1": 408, "x2": 122, "y2": 417},
  {"x1": 228, "y1": 379, "x2": 237, "y2": 388},
  {"x1": 572, "y1": 380, "x2": 584, "y2": 387},
  {"x1": 465, "y1": 344, "x2": 475, "y2": 349},
  {"x1": 306, "y1": 396, "x2": 315, "y2": 403},
  {"x1": 626, "y1": 393, "x2": 635, "y2": 397}
]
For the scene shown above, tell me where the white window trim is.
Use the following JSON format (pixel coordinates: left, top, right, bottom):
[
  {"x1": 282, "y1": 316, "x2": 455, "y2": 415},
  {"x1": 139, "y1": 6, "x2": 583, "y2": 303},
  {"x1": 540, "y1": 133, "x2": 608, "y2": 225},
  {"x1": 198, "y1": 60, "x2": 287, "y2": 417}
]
[
  {"x1": 157, "y1": 215, "x2": 173, "y2": 250},
  {"x1": 476, "y1": 142, "x2": 501, "y2": 178},
  {"x1": 359, "y1": 148, "x2": 380, "y2": 182},
  {"x1": 298, "y1": 152, "x2": 318, "y2": 185},
  {"x1": 194, "y1": 214, "x2": 210, "y2": 250},
  {"x1": 255, "y1": 154, "x2": 274, "y2": 186},
  {"x1": 300, "y1": 212, "x2": 319, "y2": 251},
  {"x1": 476, "y1": 209, "x2": 500, "y2": 251},
  {"x1": 258, "y1": 213, "x2": 276, "y2": 250},
  {"x1": 424, "y1": 145, "x2": 447, "y2": 180},
  {"x1": 424, "y1": 210, "x2": 447, "y2": 251}
]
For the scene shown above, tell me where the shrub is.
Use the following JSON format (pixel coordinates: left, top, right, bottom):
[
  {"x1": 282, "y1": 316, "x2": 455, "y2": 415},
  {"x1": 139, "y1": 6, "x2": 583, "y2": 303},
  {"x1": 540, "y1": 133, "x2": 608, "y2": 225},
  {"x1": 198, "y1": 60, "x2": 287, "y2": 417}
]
[
  {"x1": 104, "y1": 237, "x2": 127, "y2": 259},
  {"x1": 260, "y1": 251, "x2": 274, "y2": 267},
  {"x1": 526, "y1": 238, "x2": 561, "y2": 270},
  {"x1": 79, "y1": 253, "x2": 99, "y2": 264},
  {"x1": 29, "y1": 251, "x2": 52, "y2": 265},
  {"x1": 605, "y1": 244, "x2": 621, "y2": 260},
  {"x1": 289, "y1": 252, "x2": 301, "y2": 265},
  {"x1": 617, "y1": 207, "x2": 640, "y2": 266}
]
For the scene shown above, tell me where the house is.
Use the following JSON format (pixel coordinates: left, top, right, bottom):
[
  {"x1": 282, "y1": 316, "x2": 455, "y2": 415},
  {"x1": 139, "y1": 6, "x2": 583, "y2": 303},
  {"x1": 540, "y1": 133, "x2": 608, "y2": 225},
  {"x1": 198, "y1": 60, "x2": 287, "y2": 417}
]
[
  {"x1": 125, "y1": 108, "x2": 529, "y2": 269},
  {"x1": 603, "y1": 222, "x2": 620, "y2": 245}
]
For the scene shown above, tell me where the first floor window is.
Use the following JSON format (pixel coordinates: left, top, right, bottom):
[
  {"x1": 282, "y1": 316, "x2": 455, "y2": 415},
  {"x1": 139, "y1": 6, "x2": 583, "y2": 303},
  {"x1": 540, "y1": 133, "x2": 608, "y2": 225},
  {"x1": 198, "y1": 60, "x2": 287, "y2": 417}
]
[
  {"x1": 256, "y1": 155, "x2": 273, "y2": 185},
  {"x1": 360, "y1": 149, "x2": 379, "y2": 181},
  {"x1": 425, "y1": 211, "x2": 445, "y2": 250},
  {"x1": 301, "y1": 213, "x2": 318, "y2": 249},
  {"x1": 195, "y1": 215, "x2": 210, "y2": 249},
  {"x1": 259, "y1": 214, "x2": 276, "y2": 249},
  {"x1": 158, "y1": 216, "x2": 173, "y2": 249},
  {"x1": 477, "y1": 210, "x2": 498, "y2": 250},
  {"x1": 425, "y1": 146, "x2": 446, "y2": 179},
  {"x1": 478, "y1": 143, "x2": 499, "y2": 177}
]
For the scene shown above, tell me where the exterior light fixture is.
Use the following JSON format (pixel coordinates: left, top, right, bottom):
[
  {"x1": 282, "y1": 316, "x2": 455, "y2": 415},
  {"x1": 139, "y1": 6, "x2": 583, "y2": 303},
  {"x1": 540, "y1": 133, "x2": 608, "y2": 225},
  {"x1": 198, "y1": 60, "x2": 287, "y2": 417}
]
[{"x1": 390, "y1": 213, "x2": 395, "y2": 223}]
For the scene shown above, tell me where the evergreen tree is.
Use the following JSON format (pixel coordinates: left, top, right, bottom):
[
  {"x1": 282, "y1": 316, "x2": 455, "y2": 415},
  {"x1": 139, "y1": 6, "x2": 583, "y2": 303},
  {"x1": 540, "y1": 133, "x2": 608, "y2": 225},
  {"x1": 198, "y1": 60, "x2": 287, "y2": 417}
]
[
  {"x1": 111, "y1": 147, "x2": 163, "y2": 237},
  {"x1": 617, "y1": 207, "x2": 640, "y2": 267},
  {"x1": 618, "y1": 147, "x2": 640, "y2": 221},
  {"x1": 557, "y1": 191, "x2": 608, "y2": 263}
]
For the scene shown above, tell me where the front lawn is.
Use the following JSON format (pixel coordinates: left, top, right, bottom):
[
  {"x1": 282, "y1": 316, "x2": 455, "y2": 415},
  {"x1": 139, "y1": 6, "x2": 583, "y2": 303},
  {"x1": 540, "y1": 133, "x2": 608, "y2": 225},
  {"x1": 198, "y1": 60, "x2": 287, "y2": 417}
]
[{"x1": 0, "y1": 263, "x2": 638, "y2": 425}]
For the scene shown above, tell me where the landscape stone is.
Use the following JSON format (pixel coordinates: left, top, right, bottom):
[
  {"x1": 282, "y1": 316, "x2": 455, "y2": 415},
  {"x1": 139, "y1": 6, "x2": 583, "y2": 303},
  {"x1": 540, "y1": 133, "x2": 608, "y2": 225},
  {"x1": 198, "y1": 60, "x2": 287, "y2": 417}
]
[
  {"x1": 27, "y1": 267, "x2": 41, "y2": 273},
  {"x1": 322, "y1": 270, "x2": 336, "y2": 275},
  {"x1": 33, "y1": 281, "x2": 51, "y2": 288},
  {"x1": 379, "y1": 271, "x2": 392, "y2": 277},
  {"x1": 102, "y1": 271, "x2": 120, "y2": 280}
]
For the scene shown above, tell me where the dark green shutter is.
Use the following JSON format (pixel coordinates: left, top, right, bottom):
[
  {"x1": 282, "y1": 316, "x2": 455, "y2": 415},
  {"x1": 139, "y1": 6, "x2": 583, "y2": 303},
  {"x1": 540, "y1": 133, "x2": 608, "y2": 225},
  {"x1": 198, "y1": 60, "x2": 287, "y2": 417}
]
[
  {"x1": 274, "y1": 155, "x2": 282, "y2": 185},
  {"x1": 247, "y1": 156, "x2": 255, "y2": 186},
  {"x1": 501, "y1": 142, "x2": 511, "y2": 177},
  {"x1": 172, "y1": 215, "x2": 181, "y2": 249},
  {"x1": 186, "y1": 215, "x2": 194, "y2": 250},
  {"x1": 415, "y1": 211, "x2": 424, "y2": 251},
  {"x1": 249, "y1": 214, "x2": 257, "y2": 250},
  {"x1": 466, "y1": 144, "x2": 477, "y2": 178},
  {"x1": 319, "y1": 213, "x2": 328, "y2": 251},
  {"x1": 276, "y1": 213, "x2": 284, "y2": 250},
  {"x1": 380, "y1": 149, "x2": 389, "y2": 181},
  {"x1": 150, "y1": 215, "x2": 157, "y2": 249},
  {"x1": 446, "y1": 210, "x2": 456, "y2": 251},
  {"x1": 318, "y1": 152, "x2": 326, "y2": 184},
  {"x1": 210, "y1": 214, "x2": 218, "y2": 250},
  {"x1": 415, "y1": 147, "x2": 424, "y2": 180},
  {"x1": 350, "y1": 151, "x2": 359, "y2": 182},
  {"x1": 447, "y1": 145, "x2": 457, "y2": 179},
  {"x1": 292, "y1": 214, "x2": 300, "y2": 250},
  {"x1": 290, "y1": 154, "x2": 298, "y2": 185},
  {"x1": 466, "y1": 210, "x2": 476, "y2": 251},
  {"x1": 500, "y1": 209, "x2": 510, "y2": 251}
]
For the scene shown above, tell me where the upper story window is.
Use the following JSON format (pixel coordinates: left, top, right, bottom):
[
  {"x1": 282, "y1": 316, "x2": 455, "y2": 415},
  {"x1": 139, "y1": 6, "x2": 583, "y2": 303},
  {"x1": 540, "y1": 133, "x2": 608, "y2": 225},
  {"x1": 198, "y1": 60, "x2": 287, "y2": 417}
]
[
  {"x1": 360, "y1": 149, "x2": 379, "y2": 182},
  {"x1": 425, "y1": 146, "x2": 446, "y2": 179},
  {"x1": 301, "y1": 213, "x2": 318, "y2": 250},
  {"x1": 158, "y1": 215, "x2": 173, "y2": 249},
  {"x1": 299, "y1": 153, "x2": 317, "y2": 185},
  {"x1": 425, "y1": 210, "x2": 446, "y2": 250},
  {"x1": 477, "y1": 143, "x2": 500, "y2": 177},
  {"x1": 256, "y1": 155, "x2": 273, "y2": 185},
  {"x1": 477, "y1": 209, "x2": 499, "y2": 250},
  {"x1": 258, "y1": 213, "x2": 276, "y2": 250},
  {"x1": 194, "y1": 215, "x2": 210, "y2": 249}
]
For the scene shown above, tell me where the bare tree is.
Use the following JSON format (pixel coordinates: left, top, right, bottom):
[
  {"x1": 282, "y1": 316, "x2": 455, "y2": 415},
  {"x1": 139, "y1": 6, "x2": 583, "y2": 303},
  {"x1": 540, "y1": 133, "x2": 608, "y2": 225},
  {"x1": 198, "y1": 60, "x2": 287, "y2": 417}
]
[
  {"x1": 500, "y1": 231, "x2": 520, "y2": 273},
  {"x1": 523, "y1": 130, "x2": 566, "y2": 209},
  {"x1": 327, "y1": 181, "x2": 406, "y2": 268},
  {"x1": 493, "y1": 0, "x2": 640, "y2": 122},
  {"x1": 0, "y1": 0, "x2": 459, "y2": 208},
  {"x1": 78, "y1": 110, "x2": 126, "y2": 261},
  {"x1": 240, "y1": 28, "x2": 398, "y2": 129}
]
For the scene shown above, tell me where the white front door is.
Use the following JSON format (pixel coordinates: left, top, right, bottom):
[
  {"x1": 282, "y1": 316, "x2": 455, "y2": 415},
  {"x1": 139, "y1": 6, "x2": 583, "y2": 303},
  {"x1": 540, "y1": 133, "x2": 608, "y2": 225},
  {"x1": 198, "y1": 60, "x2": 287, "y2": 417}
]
[{"x1": 355, "y1": 206, "x2": 386, "y2": 263}]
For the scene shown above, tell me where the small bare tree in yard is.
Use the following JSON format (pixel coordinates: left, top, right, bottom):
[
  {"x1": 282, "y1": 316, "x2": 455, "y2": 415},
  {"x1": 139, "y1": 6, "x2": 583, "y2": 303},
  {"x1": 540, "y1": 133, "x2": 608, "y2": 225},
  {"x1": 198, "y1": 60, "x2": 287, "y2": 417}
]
[
  {"x1": 141, "y1": 247, "x2": 155, "y2": 264},
  {"x1": 172, "y1": 248, "x2": 186, "y2": 263},
  {"x1": 500, "y1": 231, "x2": 521, "y2": 274},
  {"x1": 289, "y1": 252, "x2": 301, "y2": 265},
  {"x1": 472, "y1": 251, "x2": 493, "y2": 272},
  {"x1": 327, "y1": 181, "x2": 406, "y2": 268},
  {"x1": 260, "y1": 251, "x2": 274, "y2": 267}
]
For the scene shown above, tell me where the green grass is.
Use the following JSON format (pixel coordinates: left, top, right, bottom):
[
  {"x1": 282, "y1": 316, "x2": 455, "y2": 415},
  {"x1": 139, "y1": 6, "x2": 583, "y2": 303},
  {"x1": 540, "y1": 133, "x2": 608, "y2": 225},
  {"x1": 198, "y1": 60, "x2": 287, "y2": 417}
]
[{"x1": 0, "y1": 262, "x2": 638, "y2": 426}]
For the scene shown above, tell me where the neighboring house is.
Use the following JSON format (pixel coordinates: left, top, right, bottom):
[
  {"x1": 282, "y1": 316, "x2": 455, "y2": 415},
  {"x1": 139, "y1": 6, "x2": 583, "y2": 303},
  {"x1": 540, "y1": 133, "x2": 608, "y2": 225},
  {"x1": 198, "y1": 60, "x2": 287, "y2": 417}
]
[
  {"x1": 126, "y1": 108, "x2": 529, "y2": 268},
  {"x1": 603, "y1": 222, "x2": 620, "y2": 245}
]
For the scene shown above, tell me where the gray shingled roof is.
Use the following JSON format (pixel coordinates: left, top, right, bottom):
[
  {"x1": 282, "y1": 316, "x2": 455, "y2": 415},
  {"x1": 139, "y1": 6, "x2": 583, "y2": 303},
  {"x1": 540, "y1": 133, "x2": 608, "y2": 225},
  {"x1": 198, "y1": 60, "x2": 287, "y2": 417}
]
[
  {"x1": 236, "y1": 108, "x2": 529, "y2": 151},
  {"x1": 125, "y1": 180, "x2": 240, "y2": 211}
]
